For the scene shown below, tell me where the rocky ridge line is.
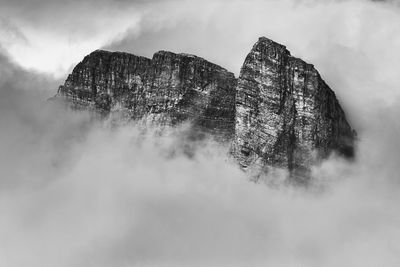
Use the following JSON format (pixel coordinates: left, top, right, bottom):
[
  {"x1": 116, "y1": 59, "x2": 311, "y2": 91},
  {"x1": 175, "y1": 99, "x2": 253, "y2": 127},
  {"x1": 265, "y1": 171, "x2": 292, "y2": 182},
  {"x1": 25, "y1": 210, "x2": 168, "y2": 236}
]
[{"x1": 55, "y1": 37, "x2": 356, "y2": 181}]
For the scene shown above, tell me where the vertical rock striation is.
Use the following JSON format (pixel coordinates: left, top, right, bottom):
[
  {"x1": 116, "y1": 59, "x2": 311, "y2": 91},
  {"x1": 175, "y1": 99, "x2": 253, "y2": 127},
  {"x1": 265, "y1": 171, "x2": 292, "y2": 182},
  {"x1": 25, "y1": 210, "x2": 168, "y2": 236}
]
[
  {"x1": 234, "y1": 37, "x2": 355, "y2": 180},
  {"x1": 57, "y1": 49, "x2": 237, "y2": 139},
  {"x1": 55, "y1": 37, "x2": 356, "y2": 181}
]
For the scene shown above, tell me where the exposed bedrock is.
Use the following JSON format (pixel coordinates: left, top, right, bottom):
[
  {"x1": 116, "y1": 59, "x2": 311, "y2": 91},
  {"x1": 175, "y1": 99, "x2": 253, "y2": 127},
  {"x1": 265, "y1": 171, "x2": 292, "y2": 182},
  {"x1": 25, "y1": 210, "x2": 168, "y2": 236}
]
[
  {"x1": 55, "y1": 37, "x2": 356, "y2": 181},
  {"x1": 233, "y1": 37, "x2": 355, "y2": 181}
]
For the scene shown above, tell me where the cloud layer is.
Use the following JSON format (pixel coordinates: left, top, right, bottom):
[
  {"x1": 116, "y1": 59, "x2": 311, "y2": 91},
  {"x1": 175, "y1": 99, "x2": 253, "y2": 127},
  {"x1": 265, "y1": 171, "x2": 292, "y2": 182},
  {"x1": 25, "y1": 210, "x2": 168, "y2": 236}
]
[{"x1": 1, "y1": 0, "x2": 400, "y2": 266}]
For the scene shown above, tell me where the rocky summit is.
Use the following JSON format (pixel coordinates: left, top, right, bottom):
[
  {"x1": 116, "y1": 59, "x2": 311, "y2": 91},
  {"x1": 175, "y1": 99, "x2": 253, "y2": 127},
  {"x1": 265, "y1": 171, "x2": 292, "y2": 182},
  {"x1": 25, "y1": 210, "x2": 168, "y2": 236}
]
[
  {"x1": 54, "y1": 37, "x2": 356, "y2": 182},
  {"x1": 233, "y1": 37, "x2": 355, "y2": 181},
  {"x1": 57, "y1": 49, "x2": 237, "y2": 139}
]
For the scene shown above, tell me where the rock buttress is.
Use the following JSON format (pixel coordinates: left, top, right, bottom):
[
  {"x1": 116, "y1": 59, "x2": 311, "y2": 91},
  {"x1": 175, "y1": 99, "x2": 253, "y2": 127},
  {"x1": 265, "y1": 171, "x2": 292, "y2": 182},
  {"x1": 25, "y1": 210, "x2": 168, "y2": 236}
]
[
  {"x1": 57, "y1": 49, "x2": 237, "y2": 139},
  {"x1": 233, "y1": 37, "x2": 355, "y2": 181}
]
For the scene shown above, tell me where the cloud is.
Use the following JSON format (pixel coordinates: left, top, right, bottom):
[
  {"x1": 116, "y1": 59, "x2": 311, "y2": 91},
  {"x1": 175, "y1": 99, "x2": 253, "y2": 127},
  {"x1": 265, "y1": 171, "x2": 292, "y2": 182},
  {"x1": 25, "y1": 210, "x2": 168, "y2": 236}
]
[
  {"x1": 0, "y1": 0, "x2": 145, "y2": 76},
  {"x1": 1, "y1": 0, "x2": 398, "y2": 79},
  {"x1": 1, "y1": 0, "x2": 400, "y2": 266},
  {"x1": 1, "y1": 94, "x2": 400, "y2": 267}
]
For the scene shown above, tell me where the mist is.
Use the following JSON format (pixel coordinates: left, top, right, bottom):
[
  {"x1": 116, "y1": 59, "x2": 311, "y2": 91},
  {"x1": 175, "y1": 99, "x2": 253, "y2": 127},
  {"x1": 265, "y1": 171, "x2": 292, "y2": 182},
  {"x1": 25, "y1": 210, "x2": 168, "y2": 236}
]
[{"x1": 1, "y1": 0, "x2": 400, "y2": 266}]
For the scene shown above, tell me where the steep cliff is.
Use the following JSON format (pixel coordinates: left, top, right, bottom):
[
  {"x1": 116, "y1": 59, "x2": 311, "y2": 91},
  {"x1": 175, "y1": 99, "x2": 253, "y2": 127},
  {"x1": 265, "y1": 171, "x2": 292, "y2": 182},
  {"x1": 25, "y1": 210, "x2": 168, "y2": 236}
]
[
  {"x1": 234, "y1": 37, "x2": 355, "y2": 180},
  {"x1": 57, "y1": 49, "x2": 237, "y2": 139},
  {"x1": 55, "y1": 37, "x2": 356, "y2": 181}
]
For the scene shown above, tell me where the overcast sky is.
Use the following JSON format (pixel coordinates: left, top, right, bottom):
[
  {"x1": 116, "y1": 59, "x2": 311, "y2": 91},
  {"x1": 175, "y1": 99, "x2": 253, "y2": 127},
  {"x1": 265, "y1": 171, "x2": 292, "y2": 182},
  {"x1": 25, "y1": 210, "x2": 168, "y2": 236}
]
[{"x1": 1, "y1": 0, "x2": 400, "y2": 266}]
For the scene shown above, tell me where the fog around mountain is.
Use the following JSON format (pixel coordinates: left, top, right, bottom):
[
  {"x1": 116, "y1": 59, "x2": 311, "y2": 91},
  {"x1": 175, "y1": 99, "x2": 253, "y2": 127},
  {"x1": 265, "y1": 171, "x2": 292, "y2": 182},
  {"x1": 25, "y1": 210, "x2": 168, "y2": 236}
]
[{"x1": 1, "y1": 0, "x2": 400, "y2": 266}]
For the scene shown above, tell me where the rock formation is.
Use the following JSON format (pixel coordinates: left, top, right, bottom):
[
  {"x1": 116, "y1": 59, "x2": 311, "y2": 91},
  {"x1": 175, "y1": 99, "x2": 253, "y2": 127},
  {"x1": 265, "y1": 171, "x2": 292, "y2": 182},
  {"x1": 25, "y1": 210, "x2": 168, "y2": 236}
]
[
  {"x1": 57, "y1": 49, "x2": 237, "y2": 139},
  {"x1": 233, "y1": 37, "x2": 355, "y2": 180},
  {"x1": 54, "y1": 37, "x2": 356, "y2": 181}
]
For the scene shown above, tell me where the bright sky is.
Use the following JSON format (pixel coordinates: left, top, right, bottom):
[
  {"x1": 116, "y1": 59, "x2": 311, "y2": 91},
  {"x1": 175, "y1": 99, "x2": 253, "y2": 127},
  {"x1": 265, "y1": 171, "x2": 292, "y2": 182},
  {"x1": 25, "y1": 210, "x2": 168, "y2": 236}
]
[{"x1": 0, "y1": 0, "x2": 142, "y2": 77}]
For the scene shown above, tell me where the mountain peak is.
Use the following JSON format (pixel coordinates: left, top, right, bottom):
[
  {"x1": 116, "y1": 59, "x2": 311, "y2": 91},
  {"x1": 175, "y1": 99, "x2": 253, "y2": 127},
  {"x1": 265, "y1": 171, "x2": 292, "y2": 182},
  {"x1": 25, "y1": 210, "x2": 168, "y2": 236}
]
[
  {"x1": 55, "y1": 37, "x2": 355, "y2": 183},
  {"x1": 257, "y1": 36, "x2": 286, "y2": 48}
]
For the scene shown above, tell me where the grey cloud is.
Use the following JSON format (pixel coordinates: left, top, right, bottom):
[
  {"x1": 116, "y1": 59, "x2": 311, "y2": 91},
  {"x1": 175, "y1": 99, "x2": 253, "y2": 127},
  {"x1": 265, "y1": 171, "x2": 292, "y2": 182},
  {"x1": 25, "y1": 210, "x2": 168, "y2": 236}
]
[
  {"x1": 0, "y1": 17, "x2": 28, "y2": 46},
  {"x1": 1, "y1": 0, "x2": 400, "y2": 266},
  {"x1": 0, "y1": 50, "x2": 92, "y2": 190}
]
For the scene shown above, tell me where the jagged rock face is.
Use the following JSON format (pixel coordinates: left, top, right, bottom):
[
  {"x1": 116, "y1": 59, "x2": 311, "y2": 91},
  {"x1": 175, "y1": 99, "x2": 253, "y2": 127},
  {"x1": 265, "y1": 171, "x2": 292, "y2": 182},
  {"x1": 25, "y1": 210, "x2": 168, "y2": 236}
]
[
  {"x1": 234, "y1": 37, "x2": 355, "y2": 179},
  {"x1": 57, "y1": 50, "x2": 237, "y2": 139},
  {"x1": 55, "y1": 37, "x2": 355, "y2": 180}
]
